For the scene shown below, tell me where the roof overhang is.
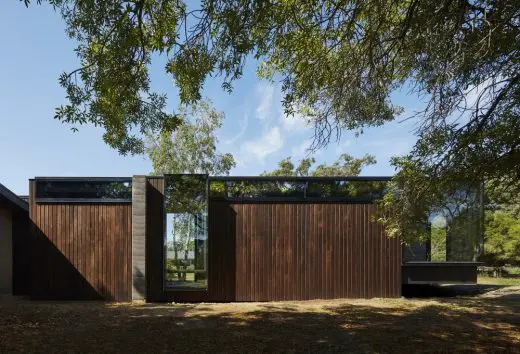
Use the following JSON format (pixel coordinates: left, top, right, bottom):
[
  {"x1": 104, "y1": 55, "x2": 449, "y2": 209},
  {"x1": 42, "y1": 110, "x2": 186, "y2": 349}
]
[{"x1": 0, "y1": 182, "x2": 28, "y2": 213}]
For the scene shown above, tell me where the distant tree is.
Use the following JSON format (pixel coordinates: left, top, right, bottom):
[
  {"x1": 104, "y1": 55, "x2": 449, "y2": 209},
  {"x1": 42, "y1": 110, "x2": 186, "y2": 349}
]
[
  {"x1": 259, "y1": 153, "x2": 379, "y2": 200},
  {"x1": 147, "y1": 99, "x2": 235, "y2": 176},
  {"x1": 264, "y1": 153, "x2": 376, "y2": 177},
  {"x1": 485, "y1": 179, "x2": 520, "y2": 218},
  {"x1": 483, "y1": 211, "x2": 520, "y2": 266}
]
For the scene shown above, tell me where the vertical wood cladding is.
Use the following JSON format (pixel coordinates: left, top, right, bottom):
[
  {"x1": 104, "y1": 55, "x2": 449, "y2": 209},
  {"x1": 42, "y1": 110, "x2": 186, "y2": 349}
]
[
  {"x1": 146, "y1": 178, "x2": 401, "y2": 302},
  {"x1": 230, "y1": 203, "x2": 401, "y2": 300},
  {"x1": 28, "y1": 180, "x2": 132, "y2": 301}
]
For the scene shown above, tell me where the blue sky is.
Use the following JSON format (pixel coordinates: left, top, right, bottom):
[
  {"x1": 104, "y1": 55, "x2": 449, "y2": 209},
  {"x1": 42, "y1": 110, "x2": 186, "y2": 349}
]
[{"x1": 1, "y1": 2, "x2": 420, "y2": 195}]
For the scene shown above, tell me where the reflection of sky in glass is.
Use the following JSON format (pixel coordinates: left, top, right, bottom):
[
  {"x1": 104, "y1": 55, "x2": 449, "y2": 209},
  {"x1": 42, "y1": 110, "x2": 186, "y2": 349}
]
[{"x1": 166, "y1": 214, "x2": 174, "y2": 242}]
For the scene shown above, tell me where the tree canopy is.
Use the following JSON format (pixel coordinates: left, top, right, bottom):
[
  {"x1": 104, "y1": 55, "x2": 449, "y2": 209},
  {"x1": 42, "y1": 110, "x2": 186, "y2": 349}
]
[{"x1": 23, "y1": 0, "x2": 520, "y2": 240}]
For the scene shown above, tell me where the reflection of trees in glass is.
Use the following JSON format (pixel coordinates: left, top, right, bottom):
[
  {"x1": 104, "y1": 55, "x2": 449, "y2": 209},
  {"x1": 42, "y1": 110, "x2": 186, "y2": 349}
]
[
  {"x1": 430, "y1": 216, "x2": 447, "y2": 261},
  {"x1": 36, "y1": 180, "x2": 132, "y2": 200},
  {"x1": 427, "y1": 185, "x2": 483, "y2": 262},
  {"x1": 167, "y1": 214, "x2": 196, "y2": 281},
  {"x1": 165, "y1": 175, "x2": 207, "y2": 215},
  {"x1": 210, "y1": 179, "x2": 387, "y2": 201},
  {"x1": 100, "y1": 182, "x2": 132, "y2": 199},
  {"x1": 164, "y1": 175, "x2": 208, "y2": 287}
]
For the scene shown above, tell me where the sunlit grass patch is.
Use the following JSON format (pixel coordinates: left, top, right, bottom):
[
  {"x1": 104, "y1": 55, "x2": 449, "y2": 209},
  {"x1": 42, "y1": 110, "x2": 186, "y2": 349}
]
[{"x1": 478, "y1": 276, "x2": 520, "y2": 286}]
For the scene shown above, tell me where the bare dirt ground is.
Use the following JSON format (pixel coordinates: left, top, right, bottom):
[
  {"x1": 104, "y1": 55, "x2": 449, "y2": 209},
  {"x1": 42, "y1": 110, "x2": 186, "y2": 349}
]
[{"x1": 0, "y1": 286, "x2": 519, "y2": 353}]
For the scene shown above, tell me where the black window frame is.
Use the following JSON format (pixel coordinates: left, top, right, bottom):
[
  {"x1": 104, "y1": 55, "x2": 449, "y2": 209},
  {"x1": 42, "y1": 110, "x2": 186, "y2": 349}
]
[{"x1": 34, "y1": 177, "x2": 133, "y2": 204}]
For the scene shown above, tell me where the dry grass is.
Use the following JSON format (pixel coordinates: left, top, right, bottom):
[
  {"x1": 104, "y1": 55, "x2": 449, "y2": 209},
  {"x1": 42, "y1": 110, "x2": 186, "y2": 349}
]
[
  {"x1": 1, "y1": 287, "x2": 519, "y2": 353},
  {"x1": 479, "y1": 276, "x2": 520, "y2": 286}
]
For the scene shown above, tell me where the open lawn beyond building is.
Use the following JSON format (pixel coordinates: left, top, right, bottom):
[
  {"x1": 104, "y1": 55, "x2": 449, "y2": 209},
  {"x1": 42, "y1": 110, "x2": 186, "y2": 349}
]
[{"x1": 1, "y1": 286, "x2": 519, "y2": 353}]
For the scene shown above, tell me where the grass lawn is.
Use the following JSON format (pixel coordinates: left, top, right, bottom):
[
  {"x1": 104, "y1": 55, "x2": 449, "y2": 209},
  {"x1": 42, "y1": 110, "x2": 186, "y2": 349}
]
[
  {"x1": 479, "y1": 276, "x2": 520, "y2": 286},
  {"x1": 1, "y1": 287, "x2": 519, "y2": 353}
]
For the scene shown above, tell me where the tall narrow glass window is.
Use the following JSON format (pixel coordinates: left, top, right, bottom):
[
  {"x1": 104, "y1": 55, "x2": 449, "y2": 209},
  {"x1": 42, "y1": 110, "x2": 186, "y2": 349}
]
[
  {"x1": 164, "y1": 174, "x2": 208, "y2": 290},
  {"x1": 428, "y1": 183, "x2": 483, "y2": 262}
]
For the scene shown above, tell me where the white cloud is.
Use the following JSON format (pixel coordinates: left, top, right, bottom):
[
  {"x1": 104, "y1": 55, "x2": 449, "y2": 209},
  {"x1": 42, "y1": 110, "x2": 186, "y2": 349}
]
[
  {"x1": 255, "y1": 83, "x2": 312, "y2": 133},
  {"x1": 240, "y1": 126, "x2": 284, "y2": 164},
  {"x1": 224, "y1": 114, "x2": 249, "y2": 145},
  {"x1": 255, "y1": 84, "x2": 275, "y2": 122},
  {"x1": 281, "y1": 111, "x2": 311, "y2": 132},
  {"x1": 335, "y1": 139, "x2": 352, "y2": 155},
  {"x1": 291, "y1": 139, "x2": 313, "y2": 159}
]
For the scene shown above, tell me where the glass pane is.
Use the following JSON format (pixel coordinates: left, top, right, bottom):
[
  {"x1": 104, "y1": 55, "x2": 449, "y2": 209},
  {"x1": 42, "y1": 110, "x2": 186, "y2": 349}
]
[
  {"x1": 306, "y1": 180, "x2": 387, "y2": 201},
  {"x1": 164, "y1": 174, "x2": 208, "y2": 290},
  {"x1": 428, "y1": 183, "x2": 483, "y2": 262},
  {"x1": 35, "y1": 179, "x2": 132, "y2": 201},
  {"x1": 209, "y1": 178, "x2": 388, "y2": 202}
]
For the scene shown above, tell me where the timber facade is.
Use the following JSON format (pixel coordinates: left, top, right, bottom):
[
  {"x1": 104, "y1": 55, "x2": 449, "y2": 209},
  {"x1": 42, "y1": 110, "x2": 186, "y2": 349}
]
[{"x1": 1, "y1": 175, "x2": 481, "y2": 302}]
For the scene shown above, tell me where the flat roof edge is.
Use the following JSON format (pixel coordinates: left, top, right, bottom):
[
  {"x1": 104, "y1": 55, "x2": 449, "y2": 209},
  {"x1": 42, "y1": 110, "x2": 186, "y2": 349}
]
[
  {"x1": 208, "y1": 176, "x2": 393, "y2": 181},
  {"x1": 34, "y1": 176, "x2": 132, "y2": 180}
]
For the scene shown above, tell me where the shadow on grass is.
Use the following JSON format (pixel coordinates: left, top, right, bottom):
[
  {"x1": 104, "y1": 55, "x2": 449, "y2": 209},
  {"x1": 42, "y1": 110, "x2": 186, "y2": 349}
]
[{"x1": 1, "y1": 293, "x2": 519, "y2": 353}]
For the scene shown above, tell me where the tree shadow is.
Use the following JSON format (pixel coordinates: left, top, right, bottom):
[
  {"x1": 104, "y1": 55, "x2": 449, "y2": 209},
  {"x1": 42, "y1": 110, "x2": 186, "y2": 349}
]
[
  {"x1": 28, "y1": 220, "x2": 107, "y2": 300},
  {"x1": 1, "y1": 295, "x2": 519, "y2": 352}
]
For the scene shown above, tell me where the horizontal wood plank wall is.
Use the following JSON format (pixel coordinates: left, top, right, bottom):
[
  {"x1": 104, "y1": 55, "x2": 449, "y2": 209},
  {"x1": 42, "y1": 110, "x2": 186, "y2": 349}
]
[
  {"x1": 28, "y1": 180, "x2": 132, "y2": 301},
  {"x1": 146, "y1": 177, "x2": 401, "y2": 302}
]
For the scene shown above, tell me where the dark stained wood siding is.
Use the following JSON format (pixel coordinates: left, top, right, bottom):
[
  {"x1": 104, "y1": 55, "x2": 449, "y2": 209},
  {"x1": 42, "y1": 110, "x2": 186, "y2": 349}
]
[
  {"x1": 28, "y1": 180, "x2": 132, "y2": 301},
  {"x1": 12, "y1": 208, "x2": 30, "y2": 296},
  {"x1": 146, "y1": 178, "x2": 401, "y2": 302},
  {"x1": 230, "y1": 203, "x2": 401, "y2": 300}
]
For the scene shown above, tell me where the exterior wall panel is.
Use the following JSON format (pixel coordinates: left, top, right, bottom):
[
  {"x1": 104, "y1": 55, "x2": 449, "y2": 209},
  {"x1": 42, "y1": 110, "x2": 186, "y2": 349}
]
[
  {"x1": 146, "y1": 178, "x2": 401, "y2": 302},
  {"x1": 28, "y1": 180, "x2": 132, "y2": 301},
  {"x1": 229, "y1": 202, "x2": 401, "y2": 300}
]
